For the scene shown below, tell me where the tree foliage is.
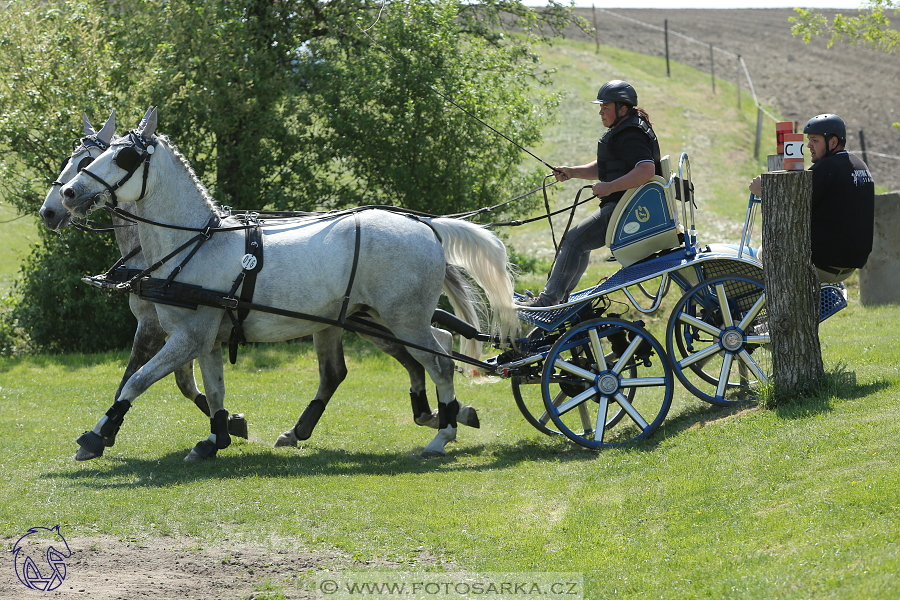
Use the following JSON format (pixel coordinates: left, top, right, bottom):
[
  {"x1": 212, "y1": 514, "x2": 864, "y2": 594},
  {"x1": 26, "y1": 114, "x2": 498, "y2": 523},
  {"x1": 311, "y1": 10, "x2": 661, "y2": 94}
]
[
  {"x1": 0, "y1": 0, "x2": 579, "y2": 353},
  {"x1": 791, "y1": 0, "x2": 900, "y2": 54}
]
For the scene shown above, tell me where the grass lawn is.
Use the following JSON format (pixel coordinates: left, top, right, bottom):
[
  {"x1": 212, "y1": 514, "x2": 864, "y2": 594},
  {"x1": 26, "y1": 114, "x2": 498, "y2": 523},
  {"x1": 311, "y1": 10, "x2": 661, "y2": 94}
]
[{"x1": 1, "y1": 39, "x2": 899, "y2": 600}]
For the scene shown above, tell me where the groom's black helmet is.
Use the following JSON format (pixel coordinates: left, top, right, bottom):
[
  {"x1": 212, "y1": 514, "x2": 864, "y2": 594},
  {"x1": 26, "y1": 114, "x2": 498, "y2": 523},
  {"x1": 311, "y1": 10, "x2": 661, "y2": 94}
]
[{"x1": 591, "y1": 80, "x2": 638, "y2": 107}]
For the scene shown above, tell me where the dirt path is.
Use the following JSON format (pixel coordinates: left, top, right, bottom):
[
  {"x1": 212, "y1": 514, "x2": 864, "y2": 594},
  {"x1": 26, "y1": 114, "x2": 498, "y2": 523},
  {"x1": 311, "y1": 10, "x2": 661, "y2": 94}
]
[{"x1": 566, "y1": 8, "x2": 900, "y2": 190}]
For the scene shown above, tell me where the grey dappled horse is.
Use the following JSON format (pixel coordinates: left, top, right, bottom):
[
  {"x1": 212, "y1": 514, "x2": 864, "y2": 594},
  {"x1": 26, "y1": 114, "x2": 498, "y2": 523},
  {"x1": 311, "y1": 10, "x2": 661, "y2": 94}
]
[{"x1": 60, "y1": 108, "x2": 518, "y2": 460}]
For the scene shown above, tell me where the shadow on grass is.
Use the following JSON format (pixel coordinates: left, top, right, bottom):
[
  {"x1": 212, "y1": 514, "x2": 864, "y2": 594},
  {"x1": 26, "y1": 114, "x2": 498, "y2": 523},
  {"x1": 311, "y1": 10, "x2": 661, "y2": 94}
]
[{"x1": 42, "y1": 438, "x2": 596, "y2": 489}]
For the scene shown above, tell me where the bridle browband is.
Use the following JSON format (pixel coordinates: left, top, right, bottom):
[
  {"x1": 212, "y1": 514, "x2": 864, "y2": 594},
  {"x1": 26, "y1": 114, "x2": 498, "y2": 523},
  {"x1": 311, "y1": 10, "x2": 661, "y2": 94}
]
[
  {"x1": 52, "y1": 134, "x2": 111, "y2": 188},
  {"x1": 79, "y1": 130, "x2": 154, "y2": 207}
]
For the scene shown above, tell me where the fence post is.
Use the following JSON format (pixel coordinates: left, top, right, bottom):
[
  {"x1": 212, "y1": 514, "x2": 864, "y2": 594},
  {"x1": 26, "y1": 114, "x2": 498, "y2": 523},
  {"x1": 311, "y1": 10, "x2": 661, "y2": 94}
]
[
  {"x1": 664, "y1": 20, "x2": 670, "y2": 77},
  {"x1": 754, "y1": 107, "x2": 763, "y2": 160},
  {"x1": 760, "y1": 169, "x2": 825, "y2": 400},
  {"x1": 737, "y1": 55, "x2": 741, "y2": 109},
  {"x1": 709, "y1": 43, "x2": 715, "y2": 93},
  {"x1": 592, "y1": 5, "x2": 599, "y2": 54},
  {"x1": 859, "y1": 129, "x2": 869, "y2": 167}
]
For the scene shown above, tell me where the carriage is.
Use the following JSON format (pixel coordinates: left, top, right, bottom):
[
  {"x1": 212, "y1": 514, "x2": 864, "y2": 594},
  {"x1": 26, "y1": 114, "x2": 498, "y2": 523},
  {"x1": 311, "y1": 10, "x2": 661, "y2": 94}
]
[
  {"x1": 55, "y1": 110, "x2": 848, "y2": 459},
  {"x1": 475, "y1": 152, "x2": 848, "y2": 449}
]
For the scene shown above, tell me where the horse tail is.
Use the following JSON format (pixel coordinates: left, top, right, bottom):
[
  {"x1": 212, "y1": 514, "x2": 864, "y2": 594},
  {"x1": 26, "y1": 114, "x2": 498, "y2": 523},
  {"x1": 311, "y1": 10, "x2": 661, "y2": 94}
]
[
  {"x1": 428, "y1": 218, "x2": 519, "y2": 344},
  {"x1": 442, "y1": 264, "x2": 484, "y2": 369}
]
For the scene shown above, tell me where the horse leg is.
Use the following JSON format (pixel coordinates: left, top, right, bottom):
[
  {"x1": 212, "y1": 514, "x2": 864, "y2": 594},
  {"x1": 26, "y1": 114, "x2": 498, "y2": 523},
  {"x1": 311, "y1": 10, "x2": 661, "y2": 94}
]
[
  {"x1": 174, "y1": 360, "x2": 248, "y2": 439},
  {"x1": 275, "y1": 327, "x2": 347, "y2": 447},
  {"x1": 358, "y1": 332, "x2": 433, "y2": 426},
  {"x1": 184, "y1": 345, "x2": 232, "y2": 461},
  {"x1": 74, "y1": 332, "x2": 207, "y2": 461}
]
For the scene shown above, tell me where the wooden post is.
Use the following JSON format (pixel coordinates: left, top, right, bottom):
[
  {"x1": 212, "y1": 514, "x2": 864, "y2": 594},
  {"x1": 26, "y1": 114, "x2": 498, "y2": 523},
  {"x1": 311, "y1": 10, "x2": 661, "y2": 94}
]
[
  {"x1": 709, "y1": 43, "x2": 715, "y2": 93},
  {"x1": 592, "y1": 5, "x2": 599, "y2": 54},
  {"x1": 760, "y1": 169, "x2": 825, "y2": 397},
  {"x1": 664, "y1": 20, "x2": 670, "y2": 77},
  {"x1": 753, "y1": 107, "x2": 763, "y2": 160},
  {"x1": 736, "y1": 55, "x2": 741, "y2": 109}
]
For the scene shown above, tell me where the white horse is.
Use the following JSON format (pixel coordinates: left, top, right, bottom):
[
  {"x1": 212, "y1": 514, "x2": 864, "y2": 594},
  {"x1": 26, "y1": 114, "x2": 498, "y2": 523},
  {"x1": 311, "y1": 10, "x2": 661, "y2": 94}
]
[
  {"x1": 40, "y1": 111, "x2": 251, "y2": 456},
  {"x1": 60, "y1": 108, "x2": 518, "y2": 460},
  {"x1": 44, "y1": 110, "x2": 486, "y2": 461}
]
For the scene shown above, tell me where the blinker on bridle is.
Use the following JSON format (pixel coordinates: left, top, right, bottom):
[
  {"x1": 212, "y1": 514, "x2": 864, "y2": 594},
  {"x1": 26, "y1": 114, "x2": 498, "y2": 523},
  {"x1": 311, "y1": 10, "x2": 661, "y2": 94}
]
[
  {"x1": 53, "y1": 134, "x2": 111, "y2": 187},
  {"x1": 79, "y1": 130, "x2": 155, "y2": 207}
]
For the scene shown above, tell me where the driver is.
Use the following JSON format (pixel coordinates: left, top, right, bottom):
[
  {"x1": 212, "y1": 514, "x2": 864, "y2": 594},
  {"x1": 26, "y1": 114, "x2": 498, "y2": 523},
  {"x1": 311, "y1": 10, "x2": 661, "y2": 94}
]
[
  {"x1": 517, "y1": 80, "x2": 661, "y2": 308},
  {"x1": 749, "y1": 113, "x2": 874, "y2": 283}
]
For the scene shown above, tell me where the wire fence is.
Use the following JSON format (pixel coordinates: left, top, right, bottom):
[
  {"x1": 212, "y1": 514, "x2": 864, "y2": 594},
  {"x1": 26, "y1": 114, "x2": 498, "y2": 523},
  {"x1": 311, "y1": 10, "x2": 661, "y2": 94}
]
[{"x1": 595, "y1": 8, "x2": 900, "y2": 163}]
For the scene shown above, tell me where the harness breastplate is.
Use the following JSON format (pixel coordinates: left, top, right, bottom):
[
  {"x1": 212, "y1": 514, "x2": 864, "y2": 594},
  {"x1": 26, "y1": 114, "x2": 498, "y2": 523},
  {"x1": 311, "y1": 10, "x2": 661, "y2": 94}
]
[{"x1": 596, "y1": 115, "x2": 662, "y2": 184}]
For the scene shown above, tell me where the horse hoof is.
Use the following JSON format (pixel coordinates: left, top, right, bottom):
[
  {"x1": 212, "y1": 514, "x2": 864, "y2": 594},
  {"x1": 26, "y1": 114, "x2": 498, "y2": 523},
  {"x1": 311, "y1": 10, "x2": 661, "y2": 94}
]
[
  {"x1": 458, "y1": 405, "x2": 480, "y2": 429},
  {"x1": 228, "y1": 413, "x2": 249, "y2": 439},
  {"x1": 415, "y1": 409, "x2": 440, "y2": 429},
  {"x1": 184, "y1": 449, "x2": 205, "y2": 462},
  {"x1": 422, "y1": 426, "x2": 456, "y2": 457},
  {"x1": 274, "y1": 431, "x2": 298, "y2": 447},
  {"x1": 74, "y1": 447, "x2": 101, "y2": 461}
]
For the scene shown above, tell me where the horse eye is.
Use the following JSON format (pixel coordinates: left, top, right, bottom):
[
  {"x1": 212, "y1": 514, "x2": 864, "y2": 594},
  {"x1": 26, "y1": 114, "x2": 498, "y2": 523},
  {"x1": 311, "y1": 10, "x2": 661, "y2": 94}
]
[
  {"x1": 78, "y1": 156, "x2": 94, "y2": 171},
  {"x1": 115, "y1": 147, "x2": 141, "y2": 171}
]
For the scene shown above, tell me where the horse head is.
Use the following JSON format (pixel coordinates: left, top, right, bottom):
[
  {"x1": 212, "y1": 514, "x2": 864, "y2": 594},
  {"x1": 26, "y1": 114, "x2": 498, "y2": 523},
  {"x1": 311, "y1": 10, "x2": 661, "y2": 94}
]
[
  {"x1": 40, "y1": 109, "x2": 116, "y2": 230},
  {"x1": 60, "y1": 106, "x2": 158, "y2": 217}
]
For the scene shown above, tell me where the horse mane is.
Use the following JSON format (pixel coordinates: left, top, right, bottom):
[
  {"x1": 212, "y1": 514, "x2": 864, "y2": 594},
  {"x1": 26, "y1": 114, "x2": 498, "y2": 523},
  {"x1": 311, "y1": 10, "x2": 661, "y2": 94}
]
[{"x1": 154, "y1": 134, "x2": 224, "y2": 216}]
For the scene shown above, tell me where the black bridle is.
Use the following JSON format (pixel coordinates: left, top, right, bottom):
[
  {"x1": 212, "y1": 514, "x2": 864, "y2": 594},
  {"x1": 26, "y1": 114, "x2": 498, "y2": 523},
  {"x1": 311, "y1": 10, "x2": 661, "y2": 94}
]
[
  {"x1": 52, "y1": 134, "x2": 110, "y2": 187},
  {"x1": 79, "y1": 130, "x2": 155, "y2": 207}
]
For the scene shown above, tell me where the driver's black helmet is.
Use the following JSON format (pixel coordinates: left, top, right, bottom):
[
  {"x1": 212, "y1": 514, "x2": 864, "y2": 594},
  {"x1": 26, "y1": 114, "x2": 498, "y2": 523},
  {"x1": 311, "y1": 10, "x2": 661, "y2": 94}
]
[
  {"x1": 592, "y1": 80, "x2": 638, "y2": 107},
  {"x1": 803, "y1": 114, "x2": 846, "y2": 145}
]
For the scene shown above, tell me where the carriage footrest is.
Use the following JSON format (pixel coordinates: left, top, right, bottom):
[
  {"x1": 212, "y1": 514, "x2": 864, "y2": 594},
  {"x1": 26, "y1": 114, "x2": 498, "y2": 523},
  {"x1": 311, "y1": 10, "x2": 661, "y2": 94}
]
[{"x1": 819, "y1": 283, "x2": 848, "y2": 322}]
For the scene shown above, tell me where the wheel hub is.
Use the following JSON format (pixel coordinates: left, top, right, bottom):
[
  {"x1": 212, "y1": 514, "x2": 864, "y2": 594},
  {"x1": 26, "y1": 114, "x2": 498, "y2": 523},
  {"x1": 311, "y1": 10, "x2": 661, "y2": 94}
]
[
  {"x1": 721, "y1": 330, "x2": 744, "y2": 352},
  {"x1": 597, "y1": 373, "x2": 619, "y2": 395}
]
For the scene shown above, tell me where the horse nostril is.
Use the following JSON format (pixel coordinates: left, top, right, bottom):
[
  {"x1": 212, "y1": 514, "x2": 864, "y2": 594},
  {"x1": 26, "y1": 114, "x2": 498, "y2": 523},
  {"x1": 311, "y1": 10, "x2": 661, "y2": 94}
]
[
  {"x1": 43, "y1": 209, "x2": 56, "y2": 220},
  {"x1": 63, "y1": 187, "x2": 75, "y2": 198}
]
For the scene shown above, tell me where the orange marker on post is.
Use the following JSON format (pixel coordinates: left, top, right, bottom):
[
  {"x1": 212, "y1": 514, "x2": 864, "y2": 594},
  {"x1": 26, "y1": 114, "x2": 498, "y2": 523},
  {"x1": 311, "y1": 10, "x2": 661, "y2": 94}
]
[{"x1": 776, "y1": 121, "x2": 793, "y2": 154}]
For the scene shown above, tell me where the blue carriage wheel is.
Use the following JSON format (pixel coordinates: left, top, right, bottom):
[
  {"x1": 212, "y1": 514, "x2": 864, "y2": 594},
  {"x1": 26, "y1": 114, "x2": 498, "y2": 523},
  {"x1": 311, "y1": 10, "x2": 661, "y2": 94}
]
[
  {"x1": 665, "y1": 275, "x2": 771, "y2": 407},
  {"x1": 540, "y1": 317, "x2": 673, "y2": 449}
]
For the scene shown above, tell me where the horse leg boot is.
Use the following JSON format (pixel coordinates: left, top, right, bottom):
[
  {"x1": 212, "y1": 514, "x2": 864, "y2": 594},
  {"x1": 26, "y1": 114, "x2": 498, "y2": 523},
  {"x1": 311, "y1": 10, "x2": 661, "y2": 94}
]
[
  {"x1": 185, "y1": 344, "x2": 232, "y2": 461},
  {"x1": 422, "y1": 398, "x2": 458, "y2": 457},
  {"x1": 75, "y1": 400, "x2": 132, "y2": 460},
  {"x1": 175, "y1": 362, "x2": 248, "y2": 440},
  {"x1": 276, "y1": 327, "x2": 347, "y2": 447}
]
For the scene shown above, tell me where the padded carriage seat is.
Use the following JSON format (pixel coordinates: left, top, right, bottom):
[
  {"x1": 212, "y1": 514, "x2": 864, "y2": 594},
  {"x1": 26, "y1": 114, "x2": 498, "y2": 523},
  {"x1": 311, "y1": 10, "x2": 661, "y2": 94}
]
[{"x1": 605, "y1": 155, "x2": 683, "y2": 268}]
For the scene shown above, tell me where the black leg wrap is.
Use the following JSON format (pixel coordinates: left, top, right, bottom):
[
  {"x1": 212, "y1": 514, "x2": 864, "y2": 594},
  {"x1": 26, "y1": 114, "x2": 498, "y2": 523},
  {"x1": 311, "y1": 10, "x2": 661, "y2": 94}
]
[
  {"x1": 437, "y1": 400, "x2": 459, "y2": 430},
  {"x1": 97, "y1": 400, "x2": 130, "y2": 445},
  {"x1": 410, "y1": 389, "x2": 431, "y2": 422},
  {"x1": 227, "y1": 413, "x2": 248, "y2": 439},
  {"x1": 191, "y1": 439, "x2": 218, "y2": 459},
  {"x1": 211, "y1": 409, "x2": 231, "y2": 450},
  {"x1": 293, "y1": 399, "x2": 326, "y2": 441},
  {"x1": 193, "y1": 393, "x2": 211, "y2": 417},
  {"x1": 76, "y1": 431, "x2": 106, "y2": 457}
]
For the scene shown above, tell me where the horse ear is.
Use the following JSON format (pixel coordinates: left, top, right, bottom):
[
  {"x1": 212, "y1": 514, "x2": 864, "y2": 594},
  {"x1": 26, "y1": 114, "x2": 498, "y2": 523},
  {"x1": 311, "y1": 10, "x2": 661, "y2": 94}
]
[
  {"x1": 83, "y1": 113, "x2": 96, "y2": 136},
  {"x1": 97, "y1": 109, "x2": 115, "y2": 145},
  {"x1": 137, "y1": 106, "x2": 157, "y2": 139}
]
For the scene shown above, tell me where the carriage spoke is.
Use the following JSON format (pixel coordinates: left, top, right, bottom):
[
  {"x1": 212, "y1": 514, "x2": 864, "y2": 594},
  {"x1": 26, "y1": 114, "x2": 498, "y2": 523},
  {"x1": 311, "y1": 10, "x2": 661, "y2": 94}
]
[
  {"x1": 676, "y1": 312, "x2": 723, "y2": 338},
  {"x1": 715, "y1": 283, "x2": 734, "y2": 328},
  {"x1": 593, "y1": 395, "x2": 610, "y2": 443},
  {"x1": 578, "y1": 404, "x2": 594, "y2": 436},
  {"x1": 612, "y1": 336, "x2": 642, "y2": 375},
  {"x1": 745, "y1": 335, "x2": 770, "y2": 346},
  {"x1": 619, "y1": 376, "x2": 668, "y2": 388},
  {"x1": 555, "y1": 387, "x2": 598, "y2": 416},
  {"x1": 554, "y1": 359, "x2": 596, "y2": 383},
  {"x1": 678, "y1": 342, "x2": 722, "y2": 368},
  {"x1": 716, "y1": 353, "x2": 735, "y2": 399},
  {"x1": 539, "y1": 389, "x2": 569, "y2": 425},
  {"x1": 738, "y1": 293, "x2": 766, "y2": 331},
  {"x1": 588, "y1": 328, "x2": 608, "y2": 371},
  {"x1": 615, "y1": 392, "x2": 650, "y2": 429},
  {"x1": 737, "y1": 349, "x2": 768, "y2": 384}
]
